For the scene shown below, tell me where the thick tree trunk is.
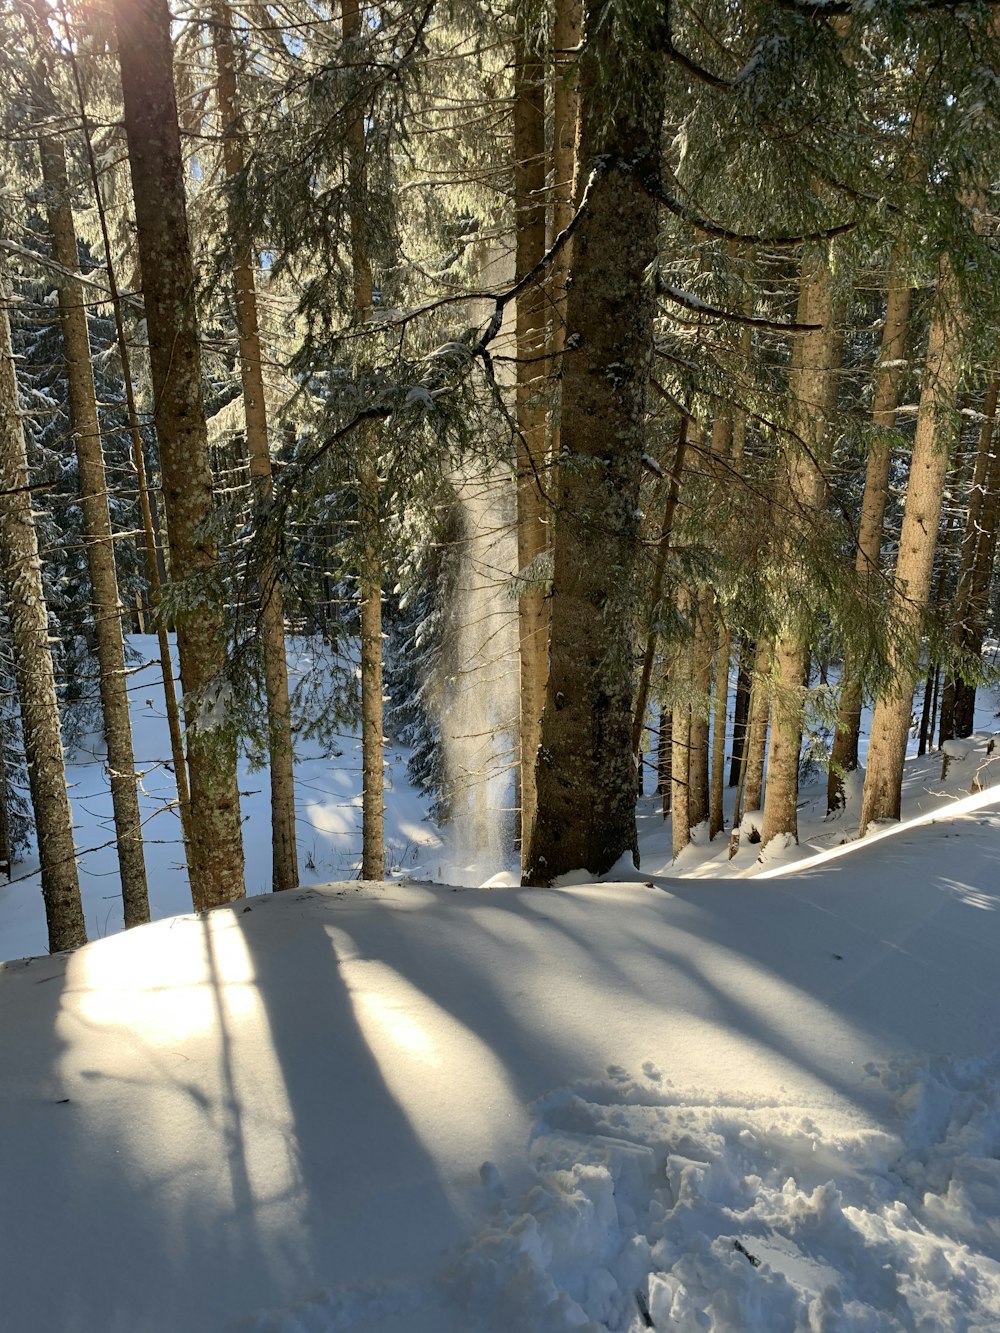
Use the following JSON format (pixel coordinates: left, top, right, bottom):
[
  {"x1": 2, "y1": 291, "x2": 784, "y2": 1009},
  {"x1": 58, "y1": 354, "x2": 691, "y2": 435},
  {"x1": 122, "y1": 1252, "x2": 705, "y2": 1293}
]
[
  {"x1": 860, "y1": 258, "x2": 963, "y2": 833},
  {"x1": 513, "y1": 0, "x2": 549, "y2": 862},
  {"x1": 114, "y1": 0, "x2": 244, "y2": 910},
  {"x1": 828, "y1": 248, "x2": 912, "y2": 810},
  {"x1": 37, "y1": 132, "x2": 151, "y2": 929},
  {"x1": 0, "y1": 269, "x2": 86, "y2": 951},
  {"x1": 760, "y1": 250, "x2": 834, "y2": 847},
  {"x1": 523, "y1": 3, "x2": 665, "y2": 883},
  {"x1": 212, "y1": 0, "x2": 298, "y2": 891}
]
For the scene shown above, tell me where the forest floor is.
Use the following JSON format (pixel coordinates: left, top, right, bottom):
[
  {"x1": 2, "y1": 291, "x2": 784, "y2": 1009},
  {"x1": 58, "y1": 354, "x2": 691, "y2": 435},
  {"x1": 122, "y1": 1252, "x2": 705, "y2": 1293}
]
[{"x1": 1, "y1": 640, "x2": 999, "y2": 1330}]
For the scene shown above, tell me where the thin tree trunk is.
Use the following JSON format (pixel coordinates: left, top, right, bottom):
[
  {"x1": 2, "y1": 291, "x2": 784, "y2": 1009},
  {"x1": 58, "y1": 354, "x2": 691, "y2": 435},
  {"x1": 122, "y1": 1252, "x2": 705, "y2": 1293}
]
[
  {"x1": 114, "y1": 0, "x2": 245, "y2": 909},
  {"x1": 630, "y1": 421, "x2": 688, "y2": 765},
  {"x1": 670, "y1": 631, "x2": 691, "y2": 858},
  {"x1": 917, "y1": 662, "x2": 937, "y2": 756},
  {"x1": 341, "y1": 0, "x2": 385, "y2": 881},
  {"x1": 687, "y1": 589, "x2": 713, "y2": 831},
  {"x1": 212, "y1": 0, "x2": 298, "y2": 891},
  {"x1": 0, "y1": 265, "x2": 86, "y2": 951},
  {"x1": 861, "y1": 258, "x2": 963, "y2": 833},
  {"x1": 828, "y1": 250, "x2": 912, "y2": 809},
  {"x1": 939, "y1": 373, "x2": 999, "y2": 742},
  {"x1": 709, "y1": 624, "x2": 730, "y2": 838},
  {"x1": 728, "y1": 638, "x2": 752, "y2": 787},
  {"x1": 0, "y1": 723, "x2": 12, "y2": 880},
  {"x1": 523, "y1": 4, "x2": 666, "y2": 883},
  {"x1": 658, "y1": 706, "x2": 671, "y2": 814},
  {"x1": 36, "y1": 130, "x2": 151, "y2": 929},
  {"x1": 761, "y1": 250, "x2": 835, "y2": 846}
]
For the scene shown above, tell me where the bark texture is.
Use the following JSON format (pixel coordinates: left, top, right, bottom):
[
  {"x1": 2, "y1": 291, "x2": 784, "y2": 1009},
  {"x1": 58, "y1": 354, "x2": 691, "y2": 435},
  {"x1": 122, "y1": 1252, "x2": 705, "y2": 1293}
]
[
  {"x1": 114, "y1": 0, "x2": 244, "y2": 910},
  {"x1": 343, "y1": 0, "x2": 385, "y2": 881},
  {"x1": 828, "y1": 247, "x2": 911, "y2": 810},
  {"x1": 523, "y1": 2, "x2": 666, "y2": 883},
  {"x1": 513, "y1": 0, "x2": 549, "y2": 862},
  {"x1": 212, "y1": 0, "x2": 298, "y2": 891},
  {"x1": 38, "y1": 131, "x2": 150, "y2": 928},
  {"x1": 860, "y1": 259, "x2": 963, "y2": 832},
  {"x1": 0, "y1": 270, "x2": 86, "y2": 951},
  {"x1": 761, "y1": 249, "x2": 834, "y2": 847}
]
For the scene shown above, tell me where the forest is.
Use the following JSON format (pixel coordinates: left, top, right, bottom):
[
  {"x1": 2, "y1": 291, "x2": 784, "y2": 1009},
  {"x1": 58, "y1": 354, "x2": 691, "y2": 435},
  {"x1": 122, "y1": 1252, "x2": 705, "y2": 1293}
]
[
  {"x1": 3, "y1": 3, "x2": 1000, "y2": 1328},
  {"x1": 2, "y1": 0, "x2": 998, "y2": 951}
]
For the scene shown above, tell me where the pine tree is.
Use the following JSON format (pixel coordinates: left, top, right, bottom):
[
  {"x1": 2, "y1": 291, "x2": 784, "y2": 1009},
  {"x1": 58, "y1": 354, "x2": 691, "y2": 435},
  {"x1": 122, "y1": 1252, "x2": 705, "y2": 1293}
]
[
  {"x1": 0, "y1": 258, "x2": 86, "y2": 951},
  {"x1": 113, "y1": 0, "x2": 245, "y2": 910},
  {"x1": 524, "y1": 0, "x2": 668, "y2": 883}
]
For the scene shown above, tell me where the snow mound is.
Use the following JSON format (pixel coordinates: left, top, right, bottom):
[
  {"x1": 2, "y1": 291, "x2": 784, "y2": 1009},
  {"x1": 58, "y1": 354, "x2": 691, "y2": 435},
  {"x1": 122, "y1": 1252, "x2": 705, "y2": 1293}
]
[{"x1": 455, "y1": 1058, "x2": 1000, "y2": 1331}]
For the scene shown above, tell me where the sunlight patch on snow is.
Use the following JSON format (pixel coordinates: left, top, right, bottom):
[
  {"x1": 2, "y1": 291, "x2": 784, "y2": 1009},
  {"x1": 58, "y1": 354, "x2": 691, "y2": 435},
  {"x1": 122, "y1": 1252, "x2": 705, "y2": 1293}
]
[
  {"x1": 326, "y1": 929, "x2": 523, "y2": 1201},
  {"x1": 753, "y1": 781, "x2": 1000, "y2": 880},
  {"x1": 69, "y1": 910, "x2": 256, "y2": 1045}
]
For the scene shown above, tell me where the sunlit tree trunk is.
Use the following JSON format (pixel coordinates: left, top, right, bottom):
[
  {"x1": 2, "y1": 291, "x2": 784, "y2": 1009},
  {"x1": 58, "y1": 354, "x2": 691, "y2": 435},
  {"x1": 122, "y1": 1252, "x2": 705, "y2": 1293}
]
[
  {"x1": 523, "y1": 1, "x2": 666, "y2": 883},
  {"x1": 36, "y1": 129, "x2": 151, "y2": 927},
  {"x1": 114, "y1": 0, "x2": 245, "y2": 910},
  {"x1": 513, "y1": 0, "x2": 548, "y2": 862},
  {"x1": 861, "y1": 258, "x2": 963, "y2": 833},
  {"x1": 212, "y1": 0, "x2": 298, "y2": 890},
  {"x1": 761, "y1": 249, "x2": 834, "y2": 847},
  {"x1": 0, "y1": 266, "x2": 86, "y2": 951},
  {"x1": 828, "y1": 247, "x2": 911, "y2": 810}
]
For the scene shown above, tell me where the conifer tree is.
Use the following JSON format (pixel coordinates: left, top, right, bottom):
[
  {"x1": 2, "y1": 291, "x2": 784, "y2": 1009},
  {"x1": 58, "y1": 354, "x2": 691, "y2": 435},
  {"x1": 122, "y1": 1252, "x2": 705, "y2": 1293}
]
[
  {"x1": 0, "y1": 258, "x2": 86, "y2": 951},
  {"x1": 113, "y1": 0, "x2": 245, "y2": 909},
  {"x1": 524, "y1": 0, "x2": 667, "y2": 883}
]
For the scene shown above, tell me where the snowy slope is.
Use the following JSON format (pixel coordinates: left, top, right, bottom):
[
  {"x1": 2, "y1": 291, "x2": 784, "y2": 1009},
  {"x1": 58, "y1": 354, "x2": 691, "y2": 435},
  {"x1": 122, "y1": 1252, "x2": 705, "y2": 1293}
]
[{"x1": 3, "y1": 788, "x2": 1000, "y2": 1331}]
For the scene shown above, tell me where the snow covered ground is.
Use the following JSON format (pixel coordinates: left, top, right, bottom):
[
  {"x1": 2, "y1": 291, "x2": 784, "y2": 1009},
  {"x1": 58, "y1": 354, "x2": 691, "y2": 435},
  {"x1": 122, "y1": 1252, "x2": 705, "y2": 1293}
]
[{"x1": 2, "y1": 641, "x2": 1000, "y2": 1330}]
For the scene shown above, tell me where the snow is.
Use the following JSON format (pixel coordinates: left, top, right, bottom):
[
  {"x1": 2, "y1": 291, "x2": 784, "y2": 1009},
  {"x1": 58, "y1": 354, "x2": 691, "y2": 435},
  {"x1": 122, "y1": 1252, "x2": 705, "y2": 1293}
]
[{"x1": 3, "y1": 645, "x2": 1000, "y2": 1329}]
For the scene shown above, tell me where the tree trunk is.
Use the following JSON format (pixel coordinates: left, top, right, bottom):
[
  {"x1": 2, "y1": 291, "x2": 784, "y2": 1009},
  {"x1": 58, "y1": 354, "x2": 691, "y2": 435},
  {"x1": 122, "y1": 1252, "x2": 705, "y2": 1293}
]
[
  {"x1": 0, "y1": 265, "x2": 86, "y2": 951},
  {"x1": 939, "y1": 373, "x2": 999, "y2": 742},
  {"x1": 761, "y1": 250, "x2": 835, "y2": 847},
  {"x1": 860, "y1": 258, "x2": 963, "y2": 833},
  {"x1": 687, "y1": 589, "x2": 713, "y2": 831},
  {"x1": 709, "y1": 624, "x2": 730, "y2": 838},
  {"x1": 37, "y1": 130, "x2": 151, "y2": 930},
  {"x1": 523, "y1": 3, "x2": 666, "y2": 883},
  {"x1": 658, "y1": 706, "x2": 671, "y2": 814},
  {"x1": 114, "y1": 0, "x2": 245, "y2": 910},
  {"x1": 513, "y1": 0, "x2": 549, "y2": 863},
  {"x1": 212, "y1": 0, "x2": 298, "y2": 891},
  {"x1": 630, "y1": 421, "x2": 688, "y2": 766},
  {"x1": 341, "y1": 0, "x2": 385, "y2": 881},
  {"x1": 828, "y1": 247, "x2": 912, "y2": 810},
  {"x1": 0, "y1": 722, "x2": 12, "y2": 880},
  {"x1": 728, "y1": 638, "x2": 752, "y2": 787},
  {"x1": 743, "y1": 640, "x2": 771, "y2": 815}
]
